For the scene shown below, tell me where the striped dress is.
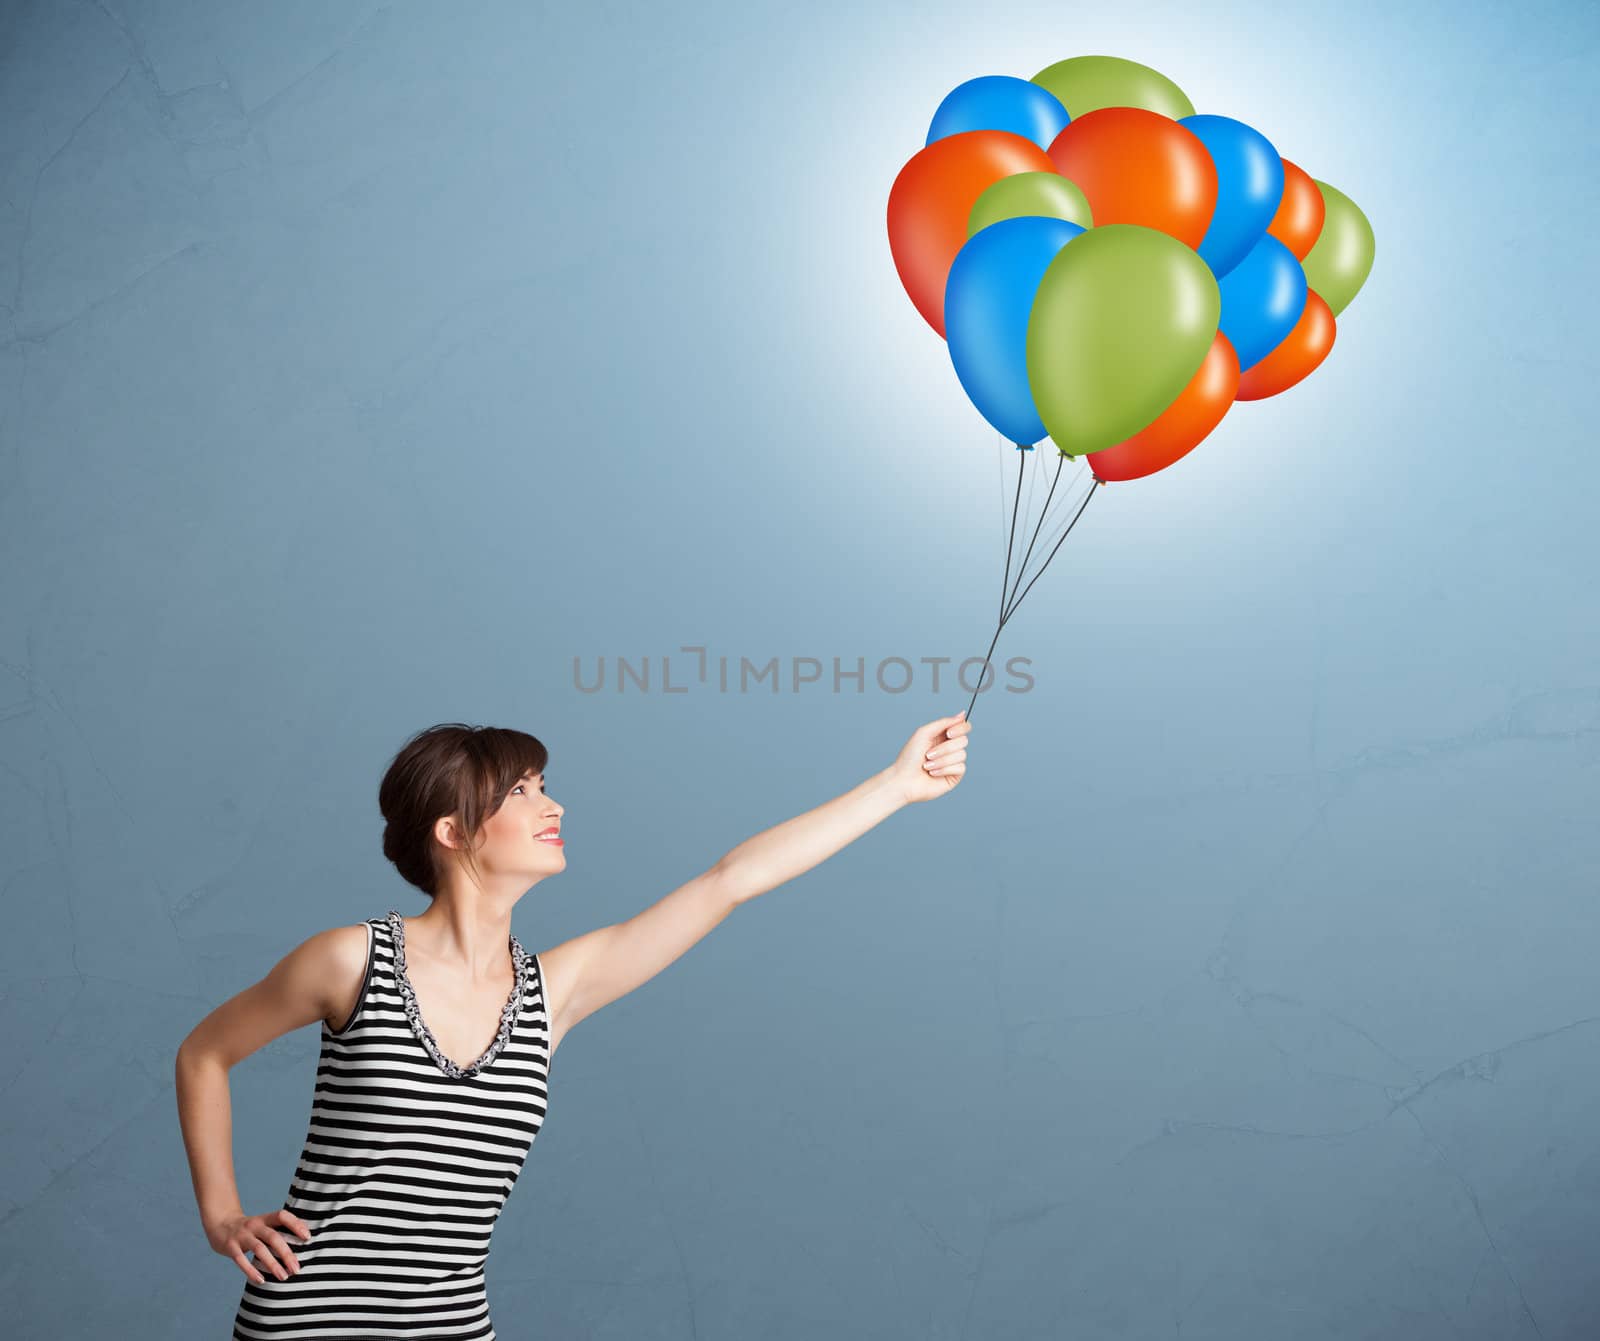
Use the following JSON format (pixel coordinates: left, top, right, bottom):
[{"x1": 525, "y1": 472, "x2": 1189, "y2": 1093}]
[{"x1": 233, "y1": 910, "x2": 553, "y2": 1340}]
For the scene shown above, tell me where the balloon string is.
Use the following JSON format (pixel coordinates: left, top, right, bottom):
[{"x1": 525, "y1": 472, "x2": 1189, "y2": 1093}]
[
  {"x1": 1031, "y1": 456, "x2": 1089, "y2": 557},
  {"x1": 995, "y1": 432, "x2": 1009, "y2": 562},
  {"x1": 1002, "y1": 450, "x2": 1066, "y2": 618},
  {"x1": 1020, "y1": 441, "x2": 1042, "y2": 574},
  {"x1": 997, "y1": 445, "x2": 1027, "y2": 625},
  {"x1": 1001, "y1": 475, "x2": 1099, "y2": 626},
  {"x1": 961, "y1": 602, "x2": 1011, "y2": 728},
  {"x1": 961, "y1": 477, "x2": 1103, "y2": 724}
]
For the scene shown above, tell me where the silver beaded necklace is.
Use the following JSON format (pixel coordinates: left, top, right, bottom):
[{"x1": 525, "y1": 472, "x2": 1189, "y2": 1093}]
[{"x1": 386, "y1": 909, "x2": 527, "y2": 1079}]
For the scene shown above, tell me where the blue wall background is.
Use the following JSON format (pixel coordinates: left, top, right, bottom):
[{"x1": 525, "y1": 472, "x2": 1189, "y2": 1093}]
[{"x1": 2, "y1": 0, "x2": 1597, "y2": 1336}]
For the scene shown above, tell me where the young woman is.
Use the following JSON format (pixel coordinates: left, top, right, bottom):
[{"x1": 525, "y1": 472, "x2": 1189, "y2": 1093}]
[{"x1": 176, "y1": 710, "x2": 971, "y2": 1339}]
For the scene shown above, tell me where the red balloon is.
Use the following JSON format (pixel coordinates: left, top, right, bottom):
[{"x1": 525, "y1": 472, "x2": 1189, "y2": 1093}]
[
  {"x1": 1045, "y1": 108, "x2": 1217, "y2": 249},
  {"x1": 886, "y1": 130, "x2": 1056, "y2": 338},
  {"x1": 1088, "y1": 333, "x2": 1240, "y2": 483},
  {"x1": 1235, "y1": 289, "x2": 1336, "y2": 400},
  {"x1": 1266, "y1": 158, "x2": 1325, "y2": 260}
]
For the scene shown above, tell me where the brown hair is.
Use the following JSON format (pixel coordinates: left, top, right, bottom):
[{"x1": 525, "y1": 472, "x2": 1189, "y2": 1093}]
[{"x1": 378, "y1": 723, "x2": 550, "y2": 899}]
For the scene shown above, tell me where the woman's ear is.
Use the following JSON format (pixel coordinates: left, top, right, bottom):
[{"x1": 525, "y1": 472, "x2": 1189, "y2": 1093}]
[{"x1": 433, "y1": 814, "x2": 463, "y2": 852}]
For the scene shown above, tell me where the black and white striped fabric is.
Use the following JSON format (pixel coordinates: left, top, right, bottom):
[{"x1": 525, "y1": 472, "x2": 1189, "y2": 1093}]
[{"x1": 233, "y1": 910, "x2": 552, "y2": 1340}]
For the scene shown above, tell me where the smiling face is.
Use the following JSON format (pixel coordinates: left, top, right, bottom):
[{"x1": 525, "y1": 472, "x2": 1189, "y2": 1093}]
[
  {"x1": 499, "y1": 769, "x2": 566, "y2": 872},
  {"x1": 435, "y1": 768, "x2": 565, "y2": 886}
]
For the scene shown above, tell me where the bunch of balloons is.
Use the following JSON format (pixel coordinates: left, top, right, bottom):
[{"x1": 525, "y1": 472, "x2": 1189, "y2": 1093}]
[{"x1": 887, "y1": 54, "x2": 1376, "y2": 485}]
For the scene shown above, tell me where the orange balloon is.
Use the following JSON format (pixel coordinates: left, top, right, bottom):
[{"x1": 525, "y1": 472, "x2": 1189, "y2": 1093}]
[
  {"x1": 887, "y1": 130, "x2": 1057, "y2": 338},
  {"x1": 1265, "y1": 158, "x2": 1325, "y2": 260},
  {"x1": 1088, "y1": 333, "x2": 1239, "y2": 482},
  {"x1": 1236, "y1": 289, "x2": 1336, "y2": 400},
  {"x1": 1045, "y1": 108, "x2": 1217, "y2": 248}
]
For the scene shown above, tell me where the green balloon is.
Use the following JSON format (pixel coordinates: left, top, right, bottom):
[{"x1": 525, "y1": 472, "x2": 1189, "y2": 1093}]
[
  {"x1": 1301, "y1": 181, "x2": 1375, "y2": 317},
  {"x1": 1030, "y1": 55, "x2": 1195, "y2": 120},
  {"x1": 1026, "y1": 225, "x2": 1219, "y2": 456},
  {"x1": 968, "y1": 172, "x2": 1093, "y2": 236}
]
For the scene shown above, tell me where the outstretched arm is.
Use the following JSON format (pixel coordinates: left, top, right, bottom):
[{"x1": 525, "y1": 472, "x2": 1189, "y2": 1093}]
[
  {"x1": 712, "y1": 710, "x2": 972, "y2": 903},
  {"x1": 540, "y1": 712, "x2": 972, "y2": 1042}
]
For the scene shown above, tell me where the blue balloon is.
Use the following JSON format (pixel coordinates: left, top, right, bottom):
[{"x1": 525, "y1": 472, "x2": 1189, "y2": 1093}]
[
  {"x1": 1179, "y1": 114, "x2": 1285, "y2": 280},
  {"x1": 944, "y1": 216, "x2": 1086, "y2": 445},
  {"x1": 1218, "y1": 234, "x2": 1308, "y2": 371},
  {"x1": 927, "y1": 76, "x2": 1071, "y2": 151}
]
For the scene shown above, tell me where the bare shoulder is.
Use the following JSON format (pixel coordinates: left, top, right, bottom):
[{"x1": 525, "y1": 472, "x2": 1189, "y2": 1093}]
[
  {"x1": 313, "y1": 921, "x2": 375, "y2": 1031},
  {"x1": 180, "y1": 920, "x2": 375, "y2": 1068},
  {"x1": 317, "y1": 919, "x2": 373, "y2": 965},
  {"x1": 268, "y1": 921, "x2": 377, "y2": 1036},
  {"x1": 267, "y1": 920, "x2": 373, "y2": 1030}
]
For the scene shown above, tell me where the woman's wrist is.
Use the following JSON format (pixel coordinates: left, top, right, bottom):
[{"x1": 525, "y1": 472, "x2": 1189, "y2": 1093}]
[
  {"x1": 202, "y1": 1201, "x2": 245, "y2": 1231},
  {"x1": 868, "y1": 764, "x2": 915, "y2": 812}
]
